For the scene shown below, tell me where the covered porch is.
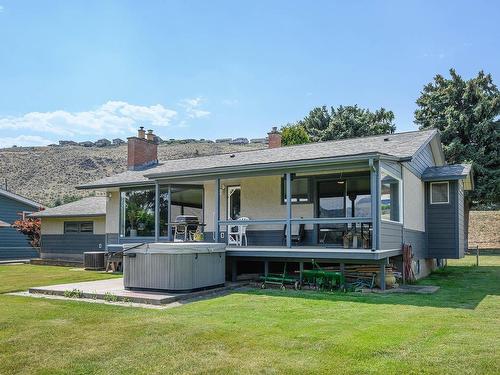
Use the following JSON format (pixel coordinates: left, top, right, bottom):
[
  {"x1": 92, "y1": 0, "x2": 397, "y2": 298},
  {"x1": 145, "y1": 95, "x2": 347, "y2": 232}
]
[{"x1": 115, "y1": 156, "x2": 403, "y2": 289}]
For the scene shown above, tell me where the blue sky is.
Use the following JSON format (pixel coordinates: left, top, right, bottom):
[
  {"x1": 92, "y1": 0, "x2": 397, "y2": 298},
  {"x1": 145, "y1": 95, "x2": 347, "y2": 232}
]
[{"x1": 0, "y1": 0, "x2": 499, "y2": 147}]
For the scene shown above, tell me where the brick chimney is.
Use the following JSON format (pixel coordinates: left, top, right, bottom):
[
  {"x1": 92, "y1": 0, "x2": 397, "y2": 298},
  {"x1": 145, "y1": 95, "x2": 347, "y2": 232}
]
[
  {"x1": 127, "y1": 126, "x2": 158, "y2": 170},
  {"x1": 267, "y1": 127, "x2": 282, "y2": 148}
]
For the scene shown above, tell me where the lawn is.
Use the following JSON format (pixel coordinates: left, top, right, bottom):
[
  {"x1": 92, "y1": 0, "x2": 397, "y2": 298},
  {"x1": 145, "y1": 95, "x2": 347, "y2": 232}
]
[{"x1": 0, "y1": 257, "x2": 498, "y2": 374}]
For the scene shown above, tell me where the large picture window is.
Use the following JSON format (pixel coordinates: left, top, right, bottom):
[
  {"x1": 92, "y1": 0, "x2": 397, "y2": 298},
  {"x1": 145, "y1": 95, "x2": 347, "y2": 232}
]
[
  {"x1": 380, "y1": 170, "x2": 401, "y2": 222},
  {"x1": 120, "y1": 188, "x2": 155, "y2": 237}
]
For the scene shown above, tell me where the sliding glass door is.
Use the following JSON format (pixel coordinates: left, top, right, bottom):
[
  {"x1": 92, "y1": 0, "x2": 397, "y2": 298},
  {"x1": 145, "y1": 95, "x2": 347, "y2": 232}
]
[{"x1": 317, "y1": 180, "x2": 346, "y2": 245}]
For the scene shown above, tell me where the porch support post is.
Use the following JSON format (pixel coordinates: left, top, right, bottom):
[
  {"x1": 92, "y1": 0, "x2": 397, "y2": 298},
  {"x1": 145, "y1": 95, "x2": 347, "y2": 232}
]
[
  {"x1": 379, "y1": 262, "x2": 386, "y2": 291},
  {"x1": 215, "y1": 178, "x2": 221, "y2": 243},
  {"x1": 370, "y1": 159, "x2": 378, "y2": 251},
  {"x1": 167, "y1": 185, "x2": 172, "y2": 241},
  {"x1": 299, "y1": 261, "x2": 304, "y2": 283},
  {"x1": 285, "y1": 172, "x2": 292, "y2": 248},
  {"x1": 231, "y1": 258, "x2": 237, "y2": 282},
  {"x1": 154, "y1": 182, "x2": 160, "y2": 242},
  {"x1": 264, "y1": 261, "x2": 269, "y2": 276}
]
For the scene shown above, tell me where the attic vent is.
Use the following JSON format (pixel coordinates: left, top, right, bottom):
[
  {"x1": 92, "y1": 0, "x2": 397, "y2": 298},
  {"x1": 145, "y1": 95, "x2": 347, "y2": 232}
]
[
  {"x1": 383, "y1": 137, "x2": 390, "y2": 141},
  {"x1": 229, "y1": 154, "x2": 235, "y2": 158}
]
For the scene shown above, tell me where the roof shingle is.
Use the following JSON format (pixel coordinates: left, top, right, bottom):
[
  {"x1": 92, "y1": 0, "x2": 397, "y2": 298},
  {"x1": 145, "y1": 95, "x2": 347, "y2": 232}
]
[{"x1": 79, "y1": 129, "x2": 438, "y2": 189}]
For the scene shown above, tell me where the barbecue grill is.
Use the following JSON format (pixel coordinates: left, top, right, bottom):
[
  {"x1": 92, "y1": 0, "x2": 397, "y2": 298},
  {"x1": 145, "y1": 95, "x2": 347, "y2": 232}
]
[{"x1": 173, "y1": 215, "x2": 200, "y2": 241}]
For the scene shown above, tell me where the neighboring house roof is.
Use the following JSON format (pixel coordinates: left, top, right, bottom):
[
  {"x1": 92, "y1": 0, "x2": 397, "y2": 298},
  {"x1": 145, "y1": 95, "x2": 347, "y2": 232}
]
[
  {"x1": 78, "y1": 129, "x2": 438, "y2": 189},
  {"x1": 0, "y1": 219, "x2": 11, "y2": 228},
  {"x1": 0, "y1": 188, "x2": 45, "y2": 209},
  {"x1": 29, "y1": 196, "x2": 106, "y2": 218},
  {"x1": 422, "y1": 164, "x2": 474, "y2": 190}
]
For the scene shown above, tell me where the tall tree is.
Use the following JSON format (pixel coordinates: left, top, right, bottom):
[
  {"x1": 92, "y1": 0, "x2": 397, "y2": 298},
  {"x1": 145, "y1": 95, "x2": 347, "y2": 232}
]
[
  {"x1": 281, "y1": 124, "x2": 310, "y2": 146},
  {"x1": 287, "y1": 105, "x2": 396, "y2": 143},
  {"x1": 415, "y1": 69, "x2": 500, "y2": 208}
]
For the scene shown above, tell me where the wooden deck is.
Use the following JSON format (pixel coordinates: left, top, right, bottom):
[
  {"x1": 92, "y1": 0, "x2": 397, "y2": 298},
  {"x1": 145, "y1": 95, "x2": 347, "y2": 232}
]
[{"x1": 225, "y1": 246, "x2": 402, "y2": 262}]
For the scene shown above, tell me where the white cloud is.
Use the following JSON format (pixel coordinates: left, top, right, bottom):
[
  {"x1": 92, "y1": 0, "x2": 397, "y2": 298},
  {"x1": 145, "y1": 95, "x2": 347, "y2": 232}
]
[
  {"x1": 0, "y1": 101, "x2": 178, "y2": 138},
  {"x1": 0, "y1": 135, "x2": 53, "y2": 148},
  {"x1": 179, "y1": 97, "x2": 211, "y2": 119}
]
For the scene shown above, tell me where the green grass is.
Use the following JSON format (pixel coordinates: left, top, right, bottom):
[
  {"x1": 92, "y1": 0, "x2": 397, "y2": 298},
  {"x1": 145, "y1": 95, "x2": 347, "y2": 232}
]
[
  {"x1": 0, "y1": 264, "x2": 122, "y2": 294},
  {"x1": 0, "y1": 257, "x2": 499, "y2": 374}
]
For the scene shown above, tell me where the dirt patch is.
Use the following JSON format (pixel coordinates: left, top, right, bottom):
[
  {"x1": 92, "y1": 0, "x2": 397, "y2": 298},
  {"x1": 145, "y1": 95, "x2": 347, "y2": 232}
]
[{"x1": 469, "y1": 210, "x2": 500, "y2": 249}]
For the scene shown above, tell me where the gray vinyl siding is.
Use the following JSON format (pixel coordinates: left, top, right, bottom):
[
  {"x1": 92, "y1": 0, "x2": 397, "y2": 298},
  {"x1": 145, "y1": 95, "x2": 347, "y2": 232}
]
[
  {"x1": 404, "y1": 144, "x2": 435, "y2": 177},
  {"x1": 426, "y1": 180, "x2": 461, "y2": 259},
  {"x1": 40, "y1": 234, "x2": 106, "y2": 261},
  {"x1": 403, "y1": 229, "x2": 427, "y2": 259},
  {"x1": 0, "y1": 195, "x2": 39, "y2": 259},
  {"x1": 380, "y1": 221, "x2": 403, "y2": 250},
  {"x1": 457, "y1": 180, "x2": 465, "y2": 258},
  {"x1": 106, "y1": 233, "x2": 120, "y2": 245}
]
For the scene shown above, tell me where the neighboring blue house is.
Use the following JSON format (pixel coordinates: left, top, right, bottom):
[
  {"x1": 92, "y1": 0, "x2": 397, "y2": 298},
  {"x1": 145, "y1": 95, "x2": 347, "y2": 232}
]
[{"x1": 0, "y1": 188, "x2": 45, "y2": 260}]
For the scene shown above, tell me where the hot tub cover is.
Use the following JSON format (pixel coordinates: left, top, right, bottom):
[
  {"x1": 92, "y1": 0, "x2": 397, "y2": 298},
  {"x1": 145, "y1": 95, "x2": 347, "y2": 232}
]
[{"x1": 123, "y1": 242, "x2": 226, "y2": 254}]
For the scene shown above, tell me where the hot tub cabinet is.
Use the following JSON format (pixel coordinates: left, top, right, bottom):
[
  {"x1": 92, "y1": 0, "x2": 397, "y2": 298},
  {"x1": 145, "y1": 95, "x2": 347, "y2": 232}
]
[{"x1": 123, "y1": 242, "x2": 226, "y2": 292}]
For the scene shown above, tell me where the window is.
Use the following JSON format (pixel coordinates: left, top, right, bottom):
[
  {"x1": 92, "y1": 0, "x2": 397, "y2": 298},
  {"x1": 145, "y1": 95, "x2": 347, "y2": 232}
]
[
  {"x1": 430, "y1": 182, "x2": 449, "y2": 204},
  {"x1": 120, "y1": 188, "x2": 155, "y2": 237},
  {"x1": 282, "y1": 177, "x2": 312, "y2": 204},
  {"x1": 64, "y1": 221, "x2": 93, "y2": 234},
  {"x1": 380, "y1": 170, "x2": 401, "y2": 222}
]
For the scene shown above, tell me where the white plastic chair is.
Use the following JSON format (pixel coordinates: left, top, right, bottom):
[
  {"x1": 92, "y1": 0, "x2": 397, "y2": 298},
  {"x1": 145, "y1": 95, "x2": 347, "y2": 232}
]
[{"x1": 228, "y1": 217, "x2": 249, "y2": 246}]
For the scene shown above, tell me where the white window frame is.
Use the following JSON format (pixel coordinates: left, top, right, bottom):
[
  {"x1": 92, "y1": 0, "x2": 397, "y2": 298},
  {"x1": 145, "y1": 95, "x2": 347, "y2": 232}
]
[
  {"x1": 380, "y1": 168, "x2": 403, "y2": 224},
  {"x1": 430, "y1": 181, "x2": 450, "y2": 204}
]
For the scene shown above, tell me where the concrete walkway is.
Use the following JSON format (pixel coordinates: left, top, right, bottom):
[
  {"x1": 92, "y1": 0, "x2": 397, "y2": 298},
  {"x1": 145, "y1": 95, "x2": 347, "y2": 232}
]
[{"x1": 28, "y1": 278, "x2": 244, "y2": 306}]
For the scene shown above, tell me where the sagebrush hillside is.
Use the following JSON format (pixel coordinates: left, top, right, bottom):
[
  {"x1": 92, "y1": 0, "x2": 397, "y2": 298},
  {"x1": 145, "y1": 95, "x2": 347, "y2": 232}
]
[{"x1": 0, "y1": 142, "x2": 265, "y2": 206}]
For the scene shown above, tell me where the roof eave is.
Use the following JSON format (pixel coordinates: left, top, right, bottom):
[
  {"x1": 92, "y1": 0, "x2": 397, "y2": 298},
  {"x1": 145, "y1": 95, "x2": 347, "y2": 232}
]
[
  {"x1": 29, "y1": 213, "x2": 106, "y2": 219},
  {"x1": 145, "y1": 153, "x2": 405, "y2": 180}
]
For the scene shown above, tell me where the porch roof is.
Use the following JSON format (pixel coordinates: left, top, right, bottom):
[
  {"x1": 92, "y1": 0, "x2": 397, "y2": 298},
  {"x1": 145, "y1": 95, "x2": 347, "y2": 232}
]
[
  {"x1": 422, "y1": 163, "x2": 474, "y2": 190},
  {"x1": 78, "y1": 129, "x2": 437, "y2": 189}
]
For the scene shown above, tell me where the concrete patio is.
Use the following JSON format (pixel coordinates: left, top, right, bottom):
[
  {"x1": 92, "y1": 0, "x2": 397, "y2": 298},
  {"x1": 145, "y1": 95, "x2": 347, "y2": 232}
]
[{"x1": 28, "y1": 278, "x2": 243, "y2": 306}]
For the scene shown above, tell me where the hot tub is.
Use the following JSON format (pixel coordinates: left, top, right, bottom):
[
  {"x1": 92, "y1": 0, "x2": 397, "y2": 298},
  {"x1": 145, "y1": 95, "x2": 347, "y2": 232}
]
[{"x1": 123, "y1": 242, "x2": 226, "y2": 292}]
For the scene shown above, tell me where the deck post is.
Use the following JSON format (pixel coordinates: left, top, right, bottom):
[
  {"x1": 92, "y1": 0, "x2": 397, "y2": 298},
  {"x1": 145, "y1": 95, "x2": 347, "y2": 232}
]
[
  {"x1": 370, "y1": 159, "x2": 378, "y2": 251},
  {"x1": 167, "y1": 185, "x2": 172, "y2": 241},
  {"x1": 264, "y1": 261, "x2": 269, "y2": 276},
  {"x1": 299, "y1": 261, "x2": 304, "y2": 283},
  {"x1": 340, "y1": 263, "x2": 345, "y2": 276},
  {"x1": 215, "y1": 178, "x2": 221, "y2": 243},
  {"x1": 379, "y1": 262, "x2": 386, "y2": 291},
  {"x1": 154, "y1": 182, "x2": 160, "y2": 242},
  {"x1": 231, "y1": 258, "x2": 237, "y2": 282},
  {"x1": 285, "y1": 172, "x2": 292, "y2": 248}
]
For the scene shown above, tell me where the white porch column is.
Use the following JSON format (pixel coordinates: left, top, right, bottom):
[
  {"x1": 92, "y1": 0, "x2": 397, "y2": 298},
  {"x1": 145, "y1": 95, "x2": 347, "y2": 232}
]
[
  {"x1": 285, "y1": 172, "x2": 292, "y2": 248},
  {"x1": 214, "y1": 177, "x2": 221, "y2": 243}
]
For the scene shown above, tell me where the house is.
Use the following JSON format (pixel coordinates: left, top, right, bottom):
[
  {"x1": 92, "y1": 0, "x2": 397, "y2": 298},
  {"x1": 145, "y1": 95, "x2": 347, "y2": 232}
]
[
  {"x1": 0, "y1": 188, "x2": 44, "y2": 260},
  {"x1": 74, "y1": 127, "x2": 473, "y2": 288},
  {"x1": 29, "y1": 196, "x2": 106, "y2": 262}
]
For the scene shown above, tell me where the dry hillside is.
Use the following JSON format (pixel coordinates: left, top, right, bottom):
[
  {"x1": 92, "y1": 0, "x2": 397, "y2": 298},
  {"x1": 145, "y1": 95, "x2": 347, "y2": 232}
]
[
  {"x1": 0, "y1": 142, "x2": 265, "y2": 206},
  {"x1": 469, "y1": 210, "x2": 500, "y2": 250}
]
